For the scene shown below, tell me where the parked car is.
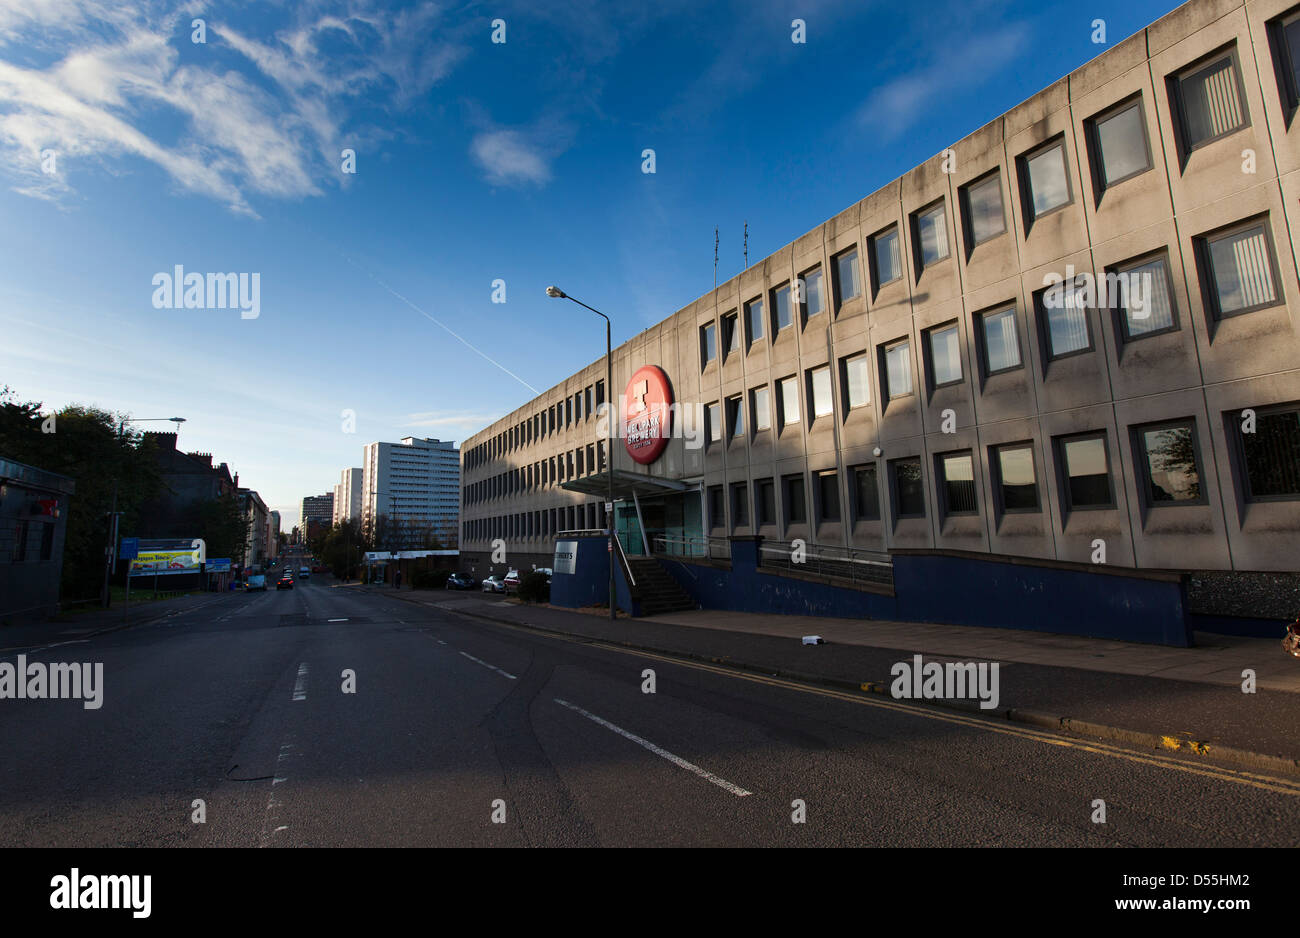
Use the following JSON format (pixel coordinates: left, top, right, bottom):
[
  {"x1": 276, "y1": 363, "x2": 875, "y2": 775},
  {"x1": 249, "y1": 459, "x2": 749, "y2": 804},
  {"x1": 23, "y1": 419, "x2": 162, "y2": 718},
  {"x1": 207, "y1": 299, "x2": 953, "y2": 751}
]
[
  {"x1": 246, "y1": 574, "x2": 267, "y2": 591},
  {"x1": 445, "y1": 572, "x2": 478, "y2": 590},
  {"x1": 481, "y1": 575, "x2": 506, "y2": 594},
  {"x1": 276, "y1": 574, "x2": 294, "y2": 590},
  {"x1": 535, "y1": 567, "x2": 553, "y2": 584},
  {"x1": 503, "y1": 568, "x2": 521, "y2": 592}
]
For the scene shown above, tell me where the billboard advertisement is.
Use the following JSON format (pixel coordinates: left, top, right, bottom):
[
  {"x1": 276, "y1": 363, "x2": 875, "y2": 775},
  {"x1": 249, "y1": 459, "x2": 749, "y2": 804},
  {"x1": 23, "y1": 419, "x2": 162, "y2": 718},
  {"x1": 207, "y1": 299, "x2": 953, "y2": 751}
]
[{"x1": 128, "y1": 538, "x2": 203, "y2": 576}]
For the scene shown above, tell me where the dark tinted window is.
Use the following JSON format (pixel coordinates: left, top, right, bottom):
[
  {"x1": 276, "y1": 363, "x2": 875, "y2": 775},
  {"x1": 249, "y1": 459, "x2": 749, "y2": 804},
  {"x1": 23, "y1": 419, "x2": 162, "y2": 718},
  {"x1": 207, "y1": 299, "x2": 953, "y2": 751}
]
[{"x1": 892, "y1": 458, "x2": 925, "y2": 518}]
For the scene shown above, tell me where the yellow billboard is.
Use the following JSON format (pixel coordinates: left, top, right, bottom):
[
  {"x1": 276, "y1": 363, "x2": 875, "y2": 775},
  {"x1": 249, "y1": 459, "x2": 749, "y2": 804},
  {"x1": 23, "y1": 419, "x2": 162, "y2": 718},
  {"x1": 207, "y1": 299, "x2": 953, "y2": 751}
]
[{"x1": 129, "y1": 549, "x2": 200, "y2": 576}]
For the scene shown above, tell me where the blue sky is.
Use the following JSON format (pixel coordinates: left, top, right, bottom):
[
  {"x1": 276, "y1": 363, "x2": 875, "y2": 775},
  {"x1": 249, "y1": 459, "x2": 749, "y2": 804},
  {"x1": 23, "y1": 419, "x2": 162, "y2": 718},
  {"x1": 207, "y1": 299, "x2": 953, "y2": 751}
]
[{"x1": 0, "y1": 0, "x2": 1179, "y2": 529}]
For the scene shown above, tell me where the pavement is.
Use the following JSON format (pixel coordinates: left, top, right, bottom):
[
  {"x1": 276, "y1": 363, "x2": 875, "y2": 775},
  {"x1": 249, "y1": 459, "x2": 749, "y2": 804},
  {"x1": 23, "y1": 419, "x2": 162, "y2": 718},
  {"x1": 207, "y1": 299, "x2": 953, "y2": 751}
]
[
  {"x1": 0, "y1": 591, "x2": 234, "y2": 651},
  {"x1": 369, "y1": 584, "x2": 1300, "y2": 774}
]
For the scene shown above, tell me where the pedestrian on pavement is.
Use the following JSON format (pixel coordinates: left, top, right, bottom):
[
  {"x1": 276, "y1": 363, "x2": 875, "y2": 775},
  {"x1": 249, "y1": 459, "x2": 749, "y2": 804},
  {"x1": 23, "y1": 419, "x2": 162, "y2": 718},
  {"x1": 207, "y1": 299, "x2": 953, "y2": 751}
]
[{"x1": 394, "y1": 569, "x2": 402, "y2": 590}]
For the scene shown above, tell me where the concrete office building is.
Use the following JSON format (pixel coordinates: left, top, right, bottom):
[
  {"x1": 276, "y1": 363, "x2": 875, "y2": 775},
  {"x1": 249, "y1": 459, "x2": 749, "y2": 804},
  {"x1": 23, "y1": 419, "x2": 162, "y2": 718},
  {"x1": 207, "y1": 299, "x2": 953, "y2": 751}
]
[
  {"x1": 332, "y1": 467, "x2": 364, "y2": 525},
  {"x1": 361, "y1": 438, "x2": 461, "y2": 548},
  {"x1": 458, "y1": 0, "x2": 1300, "y2": 630},
  {"x1": 301, "y1": 493, "x2": 334, "y2": 531}
]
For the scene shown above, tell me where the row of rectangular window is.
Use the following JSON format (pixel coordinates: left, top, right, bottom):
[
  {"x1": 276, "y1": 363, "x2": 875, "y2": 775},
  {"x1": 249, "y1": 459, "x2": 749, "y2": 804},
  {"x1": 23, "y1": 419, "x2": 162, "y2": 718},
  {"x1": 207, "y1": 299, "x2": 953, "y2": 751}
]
[
  {"x1": 698, "y1": 30, "x2": 1300, "y2": 372},
  {"x1": 465, "y1": 443, "x2": 606, "y2": 505},
  {"x1": 704, "y1": 215, "x2": 1282, "y2": 427},
  {"x1": 706, "y1": 404, "x2": 1300, "y2": 533},
  {"x1": 465, "y1": 381, "x2": 607, "y2": 471},
  {"x1": 465, "y1": 502, "x2": 608, "y2": 542}
]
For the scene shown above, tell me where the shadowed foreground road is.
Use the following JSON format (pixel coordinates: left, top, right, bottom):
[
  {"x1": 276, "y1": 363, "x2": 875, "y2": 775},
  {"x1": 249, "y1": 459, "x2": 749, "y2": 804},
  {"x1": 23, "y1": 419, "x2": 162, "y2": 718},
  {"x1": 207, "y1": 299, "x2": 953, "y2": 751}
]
[{"x1": 2, "y1": 578, "x2": 1298, "y2": 847}]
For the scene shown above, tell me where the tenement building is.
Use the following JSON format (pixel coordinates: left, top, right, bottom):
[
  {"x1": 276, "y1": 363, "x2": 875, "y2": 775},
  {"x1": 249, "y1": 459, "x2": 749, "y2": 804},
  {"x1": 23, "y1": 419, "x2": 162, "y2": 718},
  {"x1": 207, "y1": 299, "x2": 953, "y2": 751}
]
[{"x1": 459, "y1": 0, "x2": 1300, "y2": 609}]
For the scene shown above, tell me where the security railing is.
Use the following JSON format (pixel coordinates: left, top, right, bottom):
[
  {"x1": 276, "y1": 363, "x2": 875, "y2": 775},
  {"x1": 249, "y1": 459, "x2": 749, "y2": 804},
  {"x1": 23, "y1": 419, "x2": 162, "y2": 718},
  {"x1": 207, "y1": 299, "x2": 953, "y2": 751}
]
[
  {"x1": 758, "y1": 539, "x2": 893, "y2": 588},
  {"x1": 611, "y1": 529, "x2": 636, "y2": 588},
  {"x1": 651, "y1": 534, "x2": 731, "y2": 561}
]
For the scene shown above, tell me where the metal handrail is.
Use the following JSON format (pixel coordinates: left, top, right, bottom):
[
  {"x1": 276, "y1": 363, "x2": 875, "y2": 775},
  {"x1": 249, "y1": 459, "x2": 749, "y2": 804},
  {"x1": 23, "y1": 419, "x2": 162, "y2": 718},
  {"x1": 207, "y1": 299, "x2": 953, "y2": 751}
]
[
  {"x1": 555, "y1": 527, "x2": 635, "y2": 587},
  {"x1": 611, "y1": 530, "x2": 635, "y2": 587},
  {"x1": 758, "y1": 538, "x2": 893, "y2": 587},
  {"x1": 652, "y1": 534, "x2": 731, "y2": 561}
]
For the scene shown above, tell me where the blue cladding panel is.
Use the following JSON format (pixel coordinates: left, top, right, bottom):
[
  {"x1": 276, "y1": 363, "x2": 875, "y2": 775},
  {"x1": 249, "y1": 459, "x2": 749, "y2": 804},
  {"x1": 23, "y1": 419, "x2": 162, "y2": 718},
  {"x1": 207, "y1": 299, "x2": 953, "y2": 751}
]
[
  {"x1": 549, "y1": 534, "x2": 637, "y2": 615},
  {"x1": 658, "y1": 539, "x2": 1192, "y2": 646},
  {"x1": 556, "y1": 533, "x2": 1193, "y2": 646}
]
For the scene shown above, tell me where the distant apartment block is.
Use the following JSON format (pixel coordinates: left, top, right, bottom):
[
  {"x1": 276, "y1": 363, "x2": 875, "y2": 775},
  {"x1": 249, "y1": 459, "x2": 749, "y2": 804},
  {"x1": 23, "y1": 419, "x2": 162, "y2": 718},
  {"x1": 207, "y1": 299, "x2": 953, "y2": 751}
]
[
  {"x1": 301, "y1": 493, "x2": 334, "y2": 528},
  {"x1": 361, "y1": 437, "x2": 460, "y2": 547},
  {"x1": 332, "y1": 467, "x2": 364, "y2": 524}
]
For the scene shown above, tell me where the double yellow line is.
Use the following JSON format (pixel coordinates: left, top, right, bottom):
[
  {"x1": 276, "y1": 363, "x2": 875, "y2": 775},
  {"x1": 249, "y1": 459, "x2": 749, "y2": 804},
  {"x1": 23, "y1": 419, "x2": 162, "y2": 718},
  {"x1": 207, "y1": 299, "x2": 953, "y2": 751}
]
[{"x1": 434, "y1": 603, "x2": 1300, "y2": 797}]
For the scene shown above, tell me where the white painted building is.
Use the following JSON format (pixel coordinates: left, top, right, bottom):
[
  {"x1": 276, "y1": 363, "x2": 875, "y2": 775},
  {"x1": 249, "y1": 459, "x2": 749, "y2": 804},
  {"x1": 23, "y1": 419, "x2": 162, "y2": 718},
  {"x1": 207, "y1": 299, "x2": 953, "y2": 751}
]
[
  {"x1": 333, "y1": 467, "x2": 364, "y2": 524},
  {"x1": 361, "y1": 437, "x2": 460, "y2": 548}
]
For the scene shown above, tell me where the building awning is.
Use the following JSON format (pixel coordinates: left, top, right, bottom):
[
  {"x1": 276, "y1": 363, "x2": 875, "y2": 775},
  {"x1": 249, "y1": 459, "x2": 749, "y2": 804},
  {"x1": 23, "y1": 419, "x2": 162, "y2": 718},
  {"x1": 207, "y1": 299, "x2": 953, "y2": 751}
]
[{"x1": 560, "y1": 468, "x2": 696, "y2": 500}]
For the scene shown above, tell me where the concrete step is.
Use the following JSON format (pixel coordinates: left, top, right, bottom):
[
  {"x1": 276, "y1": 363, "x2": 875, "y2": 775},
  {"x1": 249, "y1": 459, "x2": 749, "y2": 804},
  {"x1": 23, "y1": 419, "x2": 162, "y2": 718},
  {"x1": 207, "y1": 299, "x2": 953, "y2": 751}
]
[{"x1": 625, "y1": 557, "x2": 696, "y2": 616}]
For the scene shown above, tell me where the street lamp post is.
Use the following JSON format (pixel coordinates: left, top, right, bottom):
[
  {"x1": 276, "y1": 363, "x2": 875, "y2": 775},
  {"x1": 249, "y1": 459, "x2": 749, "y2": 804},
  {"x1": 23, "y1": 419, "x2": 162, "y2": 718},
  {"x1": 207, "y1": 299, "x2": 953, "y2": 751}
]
[
  {"x1": 103, "y1": 416, "x2": 186, "y2": 607},
  {"x1": 546, "y1": 286, "x2": 615, "y2": 622}
]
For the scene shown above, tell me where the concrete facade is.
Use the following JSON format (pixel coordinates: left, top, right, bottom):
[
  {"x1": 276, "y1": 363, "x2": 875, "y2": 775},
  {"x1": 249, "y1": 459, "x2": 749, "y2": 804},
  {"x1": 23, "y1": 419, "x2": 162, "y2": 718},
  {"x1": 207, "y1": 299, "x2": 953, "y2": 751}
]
[
  {"x1": 460, "y1": 0, "x2": 1300, "y2": 579},
  {"x1": 332, "y1": 467, "x2": 364, "y2": 525},
  {"x1": 300, "y1": 493, "x2": 334, "y2": 531},
  {"x1": 360, "y1": 438, "x2": 460, "y2": 547}
]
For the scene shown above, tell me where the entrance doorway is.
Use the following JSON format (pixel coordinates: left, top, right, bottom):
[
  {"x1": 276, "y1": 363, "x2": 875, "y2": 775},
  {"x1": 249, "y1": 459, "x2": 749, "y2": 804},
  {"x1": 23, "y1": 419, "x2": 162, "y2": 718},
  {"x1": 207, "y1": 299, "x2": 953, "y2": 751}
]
[{"x1": 615, "y1": 491, "x2": 703, "y2": 555}]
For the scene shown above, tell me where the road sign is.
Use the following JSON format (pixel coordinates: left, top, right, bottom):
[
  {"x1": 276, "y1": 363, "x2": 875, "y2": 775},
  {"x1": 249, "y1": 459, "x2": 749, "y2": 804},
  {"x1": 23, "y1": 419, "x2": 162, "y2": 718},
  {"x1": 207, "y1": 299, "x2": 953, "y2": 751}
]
[
  {"x1": 206, "y1": 558, "x2": 232, "y2": 573},
  {"x1": 119, "y1": 537, "x2": 139, "y2": 560}
]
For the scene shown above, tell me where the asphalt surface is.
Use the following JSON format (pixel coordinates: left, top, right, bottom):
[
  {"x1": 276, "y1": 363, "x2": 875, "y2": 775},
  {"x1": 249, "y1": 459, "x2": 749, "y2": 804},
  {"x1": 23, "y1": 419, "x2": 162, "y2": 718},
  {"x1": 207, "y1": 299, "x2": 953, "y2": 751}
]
[
  {"x1": 2, "y1": 570, "x2": 1299, "y2": 847},
  {"x1": 407, "y1": 592, "x2": 1300, "y2": 765}
]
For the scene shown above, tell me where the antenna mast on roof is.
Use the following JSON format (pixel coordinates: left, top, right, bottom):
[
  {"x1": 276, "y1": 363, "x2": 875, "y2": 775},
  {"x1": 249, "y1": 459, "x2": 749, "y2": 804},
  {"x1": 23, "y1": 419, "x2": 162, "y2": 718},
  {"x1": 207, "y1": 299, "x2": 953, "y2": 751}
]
[{"x1": 743, "y1": 221, "x2": 748, "y2": 269}]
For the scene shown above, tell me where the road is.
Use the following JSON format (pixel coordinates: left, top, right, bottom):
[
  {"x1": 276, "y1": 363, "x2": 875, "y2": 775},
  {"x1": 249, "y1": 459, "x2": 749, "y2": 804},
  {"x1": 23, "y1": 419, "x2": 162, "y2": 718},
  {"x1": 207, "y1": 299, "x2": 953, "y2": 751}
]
[{"x1": 2, "y1": 571, "x2": 1298, "y2": 847}]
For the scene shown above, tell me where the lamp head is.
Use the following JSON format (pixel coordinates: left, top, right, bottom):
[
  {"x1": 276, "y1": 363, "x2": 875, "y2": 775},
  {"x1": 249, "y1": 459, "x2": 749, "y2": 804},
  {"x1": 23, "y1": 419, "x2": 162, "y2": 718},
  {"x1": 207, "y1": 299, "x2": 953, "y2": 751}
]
[{"x1": 545, "y1": 286, "x2": 565, "y2": 298}]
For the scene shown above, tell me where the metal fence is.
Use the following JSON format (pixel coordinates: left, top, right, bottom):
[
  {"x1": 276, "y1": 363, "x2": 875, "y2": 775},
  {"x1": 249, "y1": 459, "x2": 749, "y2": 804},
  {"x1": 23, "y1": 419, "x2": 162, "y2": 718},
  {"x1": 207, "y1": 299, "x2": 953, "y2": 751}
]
[
  {"x1": 757, "y1": 539, "x2": 893, "y2": 588},
  {"x1": 651, "y1": 534, "x2": 732, "y2": 561}
]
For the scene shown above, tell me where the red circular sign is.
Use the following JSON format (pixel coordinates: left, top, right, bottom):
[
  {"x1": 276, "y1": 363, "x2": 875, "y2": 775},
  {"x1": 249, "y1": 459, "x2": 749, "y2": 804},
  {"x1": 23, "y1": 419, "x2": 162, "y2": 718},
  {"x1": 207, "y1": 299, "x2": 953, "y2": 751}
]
[{"x1": 623, "y1": 365, "x2": 673, "y2": 465}]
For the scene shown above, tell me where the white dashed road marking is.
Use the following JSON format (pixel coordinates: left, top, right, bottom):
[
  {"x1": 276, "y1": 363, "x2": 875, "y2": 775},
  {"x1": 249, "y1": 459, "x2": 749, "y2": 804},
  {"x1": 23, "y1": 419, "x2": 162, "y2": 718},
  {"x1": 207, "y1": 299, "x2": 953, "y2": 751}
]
[
  {"x1": 458, "y1": 651, "x2": 516, "y2": 680},
  {"x1": 553, "y1": 697, "x2": 753, "y2": 797},
  {"x1": 292, "y1": 662, "x2": 309, "y2": 701}
]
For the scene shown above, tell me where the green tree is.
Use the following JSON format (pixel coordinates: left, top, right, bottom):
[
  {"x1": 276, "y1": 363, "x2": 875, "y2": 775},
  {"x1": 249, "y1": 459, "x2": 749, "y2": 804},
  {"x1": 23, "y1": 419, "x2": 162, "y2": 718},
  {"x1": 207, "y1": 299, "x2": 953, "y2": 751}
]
[
  {"x1": 197, "y1": 492, "x2": 248, "y2": 565},
  {"x1": 0, "y1": 389, "x2": 163, "y2": 600},
  {"x1": 317, "y1": 518, "x2": 365, "y2": 580}
]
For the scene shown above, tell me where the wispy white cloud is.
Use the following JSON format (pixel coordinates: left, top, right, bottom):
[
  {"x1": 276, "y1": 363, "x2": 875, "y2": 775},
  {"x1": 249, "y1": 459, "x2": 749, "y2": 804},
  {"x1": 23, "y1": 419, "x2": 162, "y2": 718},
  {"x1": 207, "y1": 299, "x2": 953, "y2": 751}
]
[
  {"x1": 405, "y1": 410, "x2": 503, "y2": 432},
  {"x1": 469, "y1": 128, "x2": 554, "y2": 186},
  {"x1": 855, "y1": 23, "x2": 1031, "y2": 140},
  {"x1": 0, "y1": 0, "x2": 467, "y2": 214}
]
